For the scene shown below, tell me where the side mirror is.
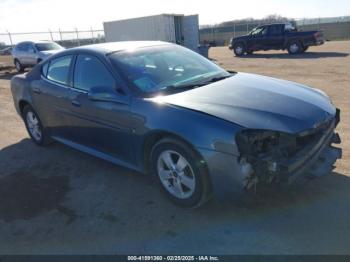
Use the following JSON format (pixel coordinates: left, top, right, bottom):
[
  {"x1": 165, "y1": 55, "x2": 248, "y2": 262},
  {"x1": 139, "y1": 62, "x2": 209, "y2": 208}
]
[{"x1": 88, "y1": 86, "x2": 124, "y2": 103}]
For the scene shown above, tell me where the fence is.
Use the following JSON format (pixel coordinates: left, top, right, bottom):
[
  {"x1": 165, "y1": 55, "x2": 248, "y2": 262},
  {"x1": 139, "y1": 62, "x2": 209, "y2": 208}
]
[
  {"x1": 1, "y1": 16, "x2": 350, "y2": 48},
  {"x1": 0, "y1": 28, "x2": 105, "y2": 48},
  {"x1": 199, "y1": 16, "x2": 350, "y2": 46}
]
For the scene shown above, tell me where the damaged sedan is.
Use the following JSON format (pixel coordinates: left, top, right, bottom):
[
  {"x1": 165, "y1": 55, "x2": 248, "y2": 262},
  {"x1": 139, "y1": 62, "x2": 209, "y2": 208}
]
[{"x1": 11, "y1": 41, "x2": 341, "y2": 207}]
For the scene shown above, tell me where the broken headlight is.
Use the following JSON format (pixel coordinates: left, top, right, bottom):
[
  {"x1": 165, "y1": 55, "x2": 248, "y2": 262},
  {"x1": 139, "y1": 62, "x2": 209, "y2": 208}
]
[{"x1": 236, "y1": 129, "x2": 281, "y2": 157}]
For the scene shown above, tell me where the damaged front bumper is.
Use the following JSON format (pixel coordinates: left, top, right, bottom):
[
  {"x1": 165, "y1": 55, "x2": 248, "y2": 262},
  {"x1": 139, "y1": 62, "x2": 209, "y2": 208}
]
[
  {"x1": 238, "y1": 108, "x2": 342, "y2": 190},
  {"x1": 198, "y1": 109, "x2": 342, "y2": 200}
]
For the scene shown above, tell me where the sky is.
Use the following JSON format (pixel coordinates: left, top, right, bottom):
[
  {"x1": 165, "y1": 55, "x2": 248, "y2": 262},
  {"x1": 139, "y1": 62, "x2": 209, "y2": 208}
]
[{"x1": 1, "y1": 0, "x2": 350, "y2": 33}]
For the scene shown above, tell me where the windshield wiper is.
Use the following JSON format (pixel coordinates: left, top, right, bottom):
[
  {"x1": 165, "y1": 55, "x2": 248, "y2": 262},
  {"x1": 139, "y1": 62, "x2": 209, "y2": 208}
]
[
  {"x1": 161, "y1": 83, "x2": 206, "y2": 92},
  {"x1": 160, "y1": 74, "x2": 234, "y2": 93},
  {"x1": 202, "y1": 74, "x2": 233, "y2": 84}
]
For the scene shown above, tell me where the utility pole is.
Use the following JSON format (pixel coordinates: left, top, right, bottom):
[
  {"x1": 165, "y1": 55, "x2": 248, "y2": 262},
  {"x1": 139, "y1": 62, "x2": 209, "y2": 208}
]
[
  {"x1": 59, "y1": 28, "x2": 63, "y2": 41},
  {"x1": 75, "y1": 28, "x2": 80, "y2": 46},
  {"x1": 7, "y1": 31, "x2": 13, "y2": 46},
  {"x1": 49, "y1": 29, "x2": 54, "y2": 41}
]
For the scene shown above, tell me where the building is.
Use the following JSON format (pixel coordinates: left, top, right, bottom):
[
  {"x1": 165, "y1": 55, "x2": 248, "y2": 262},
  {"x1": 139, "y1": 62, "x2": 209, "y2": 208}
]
[{"x1": 103, "y1": 14, "x2": 200, "y2": 51}]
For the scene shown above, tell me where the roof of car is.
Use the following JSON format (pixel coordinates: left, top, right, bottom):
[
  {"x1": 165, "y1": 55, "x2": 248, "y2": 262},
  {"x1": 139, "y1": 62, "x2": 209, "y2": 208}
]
[
  {"x1": 70, "y1": 41, "x2": 172, "y2": 54},
  {"x1": 15, "y1": 40, "x2": 57, "y2": 45},
  {"x1": 260, "y1": 22, "x2": 294, "y2": 27}
]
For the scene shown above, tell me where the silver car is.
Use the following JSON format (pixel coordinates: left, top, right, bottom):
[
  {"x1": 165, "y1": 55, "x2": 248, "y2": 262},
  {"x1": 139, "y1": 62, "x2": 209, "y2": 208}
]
[{"x1": 12, "y1": 41, "x2": 64, "y2": 72}]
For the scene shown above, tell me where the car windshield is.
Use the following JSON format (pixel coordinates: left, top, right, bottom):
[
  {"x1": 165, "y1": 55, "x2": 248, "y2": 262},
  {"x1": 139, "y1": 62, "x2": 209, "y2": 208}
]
[
  {"x1": 109, "y1": 45, "x2": 232, "y2": 95},
  {"x1": 35, "y1": 42, "x2": 62, "y2": 51}
]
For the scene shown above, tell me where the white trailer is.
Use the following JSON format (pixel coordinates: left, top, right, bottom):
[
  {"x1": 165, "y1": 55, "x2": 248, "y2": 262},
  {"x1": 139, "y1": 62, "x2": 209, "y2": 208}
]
[{"x1": 103, "y1": 14, "x2": 199, "y2": 51}]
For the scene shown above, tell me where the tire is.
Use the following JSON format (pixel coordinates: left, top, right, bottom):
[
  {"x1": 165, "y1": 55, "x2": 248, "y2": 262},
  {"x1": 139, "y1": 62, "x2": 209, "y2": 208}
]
[
  {"x1": 22, "y1": 105, "x2": 52, "y2": 146},
  {"x1": 233, "y1": 43, "x2": 245, "y2": 56},
  {"x1": 14, "y1": 59, "x2": 24, "y2": 73},
  {"x1": 151, "y1": 138, "x2": 212, "y2": 208},
  {"x1": 287, "y1": 41, "x2": 302, "y2": 55}
]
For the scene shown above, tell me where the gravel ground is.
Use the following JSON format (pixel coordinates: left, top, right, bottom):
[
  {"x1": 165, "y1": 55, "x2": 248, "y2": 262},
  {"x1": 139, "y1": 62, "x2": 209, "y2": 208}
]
[{"x1": 0, "y1": 41, "x2": 349, "y2": 254}]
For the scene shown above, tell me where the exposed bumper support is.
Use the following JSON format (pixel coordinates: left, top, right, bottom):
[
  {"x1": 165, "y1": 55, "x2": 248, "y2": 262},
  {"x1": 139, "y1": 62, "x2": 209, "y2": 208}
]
[{"x1": 201, "y1": 109, "x2": 342, "y2": 200}]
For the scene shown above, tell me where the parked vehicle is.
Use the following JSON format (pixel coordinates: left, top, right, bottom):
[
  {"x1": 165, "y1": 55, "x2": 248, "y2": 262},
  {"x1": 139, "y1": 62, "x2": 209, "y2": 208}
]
[
  {"x1": 229, "y1": 22, "x2": 325, "y2": 56},
  {"x1": 0, "y1": 47, "x2": 13, "y2": 55},
  {"x1": 12, "y1": 41, "x2": 64, "y2": 72},
  {"x1": 11, "y1": 41, "x2": 341, "y2": 207}
]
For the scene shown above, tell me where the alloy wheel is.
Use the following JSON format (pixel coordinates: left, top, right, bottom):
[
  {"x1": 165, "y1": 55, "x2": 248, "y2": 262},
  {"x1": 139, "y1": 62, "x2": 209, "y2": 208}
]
[
  {"x1": 157, "y1": 150, "x2": 196, "y2": 199},
  {"x1": 26, "y1": 111, "x2": 42, "y2": 141}
]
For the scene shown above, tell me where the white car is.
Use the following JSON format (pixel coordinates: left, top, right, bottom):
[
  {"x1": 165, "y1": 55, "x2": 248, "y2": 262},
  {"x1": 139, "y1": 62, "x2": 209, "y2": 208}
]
[{"x1": 12, "y1": 41, "x2": 64, "y2": 72}]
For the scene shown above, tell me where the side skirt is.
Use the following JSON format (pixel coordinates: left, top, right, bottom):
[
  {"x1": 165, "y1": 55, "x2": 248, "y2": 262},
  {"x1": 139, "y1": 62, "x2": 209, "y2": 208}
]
[{"x1": 51, "y1": 136, "x2": 143, "y2": 173}]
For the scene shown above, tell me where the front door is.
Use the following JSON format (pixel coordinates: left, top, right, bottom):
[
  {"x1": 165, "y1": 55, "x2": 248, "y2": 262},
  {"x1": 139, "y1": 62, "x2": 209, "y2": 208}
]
[
  {"x1": 246, "y1": 26, "x2": 268, "y2": 51},
  {"x1": 67, "y1": 54, "x2": 133, "y2": 163}
]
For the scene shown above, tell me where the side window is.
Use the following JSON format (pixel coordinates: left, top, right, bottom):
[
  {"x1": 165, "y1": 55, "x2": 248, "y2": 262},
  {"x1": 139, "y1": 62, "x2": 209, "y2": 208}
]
[
  {"x1": 47, "y1": 55, "x2": 73, "y2": 85},
  {"x1": 27, "y1": 44, "x2": 35, "y2": 53},
  {"x1": 73, "y1": 55, "x2": 115, "y2": 92},
  {"x1": 17, "y1": 43, "x2": 28, "y2": 52},
  {"x1": 268, "y1": 25, "x2": 283, "y2": 36}
]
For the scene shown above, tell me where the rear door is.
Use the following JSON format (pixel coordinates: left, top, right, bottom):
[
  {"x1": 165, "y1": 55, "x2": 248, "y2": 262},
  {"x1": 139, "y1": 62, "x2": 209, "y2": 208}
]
[
  {"x1": 31, "y1": 55, "x2": 75, "y2": 139},
  {"x1": 265, "y1": 24, "x2": 285, "y2": 49},
  {"x1": 67, "y1": 54, "x2": 133, "y2": 162},
  {"x1": 17, "y1": 43, "x2": 30, "y2": 65},
  {"x1": 26, "y1": 43, "x2": 38, "y2": 65}
]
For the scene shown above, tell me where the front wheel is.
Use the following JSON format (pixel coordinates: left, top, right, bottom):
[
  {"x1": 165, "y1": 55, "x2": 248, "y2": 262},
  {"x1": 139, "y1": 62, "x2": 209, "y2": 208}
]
[
  {"x1": 233, "y1": 43, "x2": 245, "y2": 56},
  {"x1": 151, "y1": 138, "x2": 212, "y2": 208}
]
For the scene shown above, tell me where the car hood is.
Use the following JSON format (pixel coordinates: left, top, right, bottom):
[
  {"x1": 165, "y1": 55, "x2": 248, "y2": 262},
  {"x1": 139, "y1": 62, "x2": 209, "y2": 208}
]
[{"x1": 152, "y1": 73, "x2": 336, "y2": 134}]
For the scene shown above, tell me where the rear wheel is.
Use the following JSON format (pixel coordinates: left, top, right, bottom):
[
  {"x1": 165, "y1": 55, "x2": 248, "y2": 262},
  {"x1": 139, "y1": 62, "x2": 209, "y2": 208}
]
[
  {"x1": 14, "y1": 59, "x2": 24, "y2": 73},
  {"x1": 287, "y1": 41, "x2": 302, "y2": 55},
  {"x1": 151, "y1": 138, "x2": 212, "y2": 208},
  {"x1": 22, "y1": 105, "x2": 51, "y2": 146},
  {"x1": 233, "y1": 43, "x2": 245, "y2": 56}
]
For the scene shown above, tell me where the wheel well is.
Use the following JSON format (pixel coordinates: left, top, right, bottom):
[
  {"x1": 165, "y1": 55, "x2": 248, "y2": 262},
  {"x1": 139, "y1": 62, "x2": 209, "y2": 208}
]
[
  {"x1": 143, "y1": 131, "x2": 204, "y2": 175},
  {"x1": 18, "y1": 100, "x2": 30, "y2": 116},
  {"x1": 234, "y1": 41, "x2": 245, "y2": 48}
]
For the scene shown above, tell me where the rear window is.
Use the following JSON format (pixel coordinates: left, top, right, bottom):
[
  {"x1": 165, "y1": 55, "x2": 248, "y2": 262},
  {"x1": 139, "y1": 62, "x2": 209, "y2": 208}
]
[{"x1": 46, "y1": 55, "x2": 73, "y2": 85}]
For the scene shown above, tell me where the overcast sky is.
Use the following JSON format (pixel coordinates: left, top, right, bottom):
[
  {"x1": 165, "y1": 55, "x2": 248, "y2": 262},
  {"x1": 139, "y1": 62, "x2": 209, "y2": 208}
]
[{"x1": 1, "y1": 0, "x2": 350, "y2": 32}]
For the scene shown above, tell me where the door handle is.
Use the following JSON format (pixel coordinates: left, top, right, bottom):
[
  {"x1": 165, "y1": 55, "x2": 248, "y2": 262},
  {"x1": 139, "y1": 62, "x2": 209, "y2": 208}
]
[
  {"x1": 32, "y1": 87, "x2": 41, "y2": 94},
  {"x1": 71, "y1": 100, "x2": 81, "y2": 107}
]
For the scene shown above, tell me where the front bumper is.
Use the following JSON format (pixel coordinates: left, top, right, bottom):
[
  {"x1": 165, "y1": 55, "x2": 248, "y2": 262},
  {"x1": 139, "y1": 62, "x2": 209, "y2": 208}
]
[{"x1": 199, "y1": 109, "x2": 342, "y2": 200}]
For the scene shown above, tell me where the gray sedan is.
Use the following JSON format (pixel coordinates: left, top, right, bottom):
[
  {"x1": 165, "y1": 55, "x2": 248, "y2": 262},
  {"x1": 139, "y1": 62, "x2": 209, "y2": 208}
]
[
  {"x1": 12, "y1": 40, "x2": 64, "y2": 72},
  {"x1": 10, "y1": 41, "x2": 342, "y2": 207}
]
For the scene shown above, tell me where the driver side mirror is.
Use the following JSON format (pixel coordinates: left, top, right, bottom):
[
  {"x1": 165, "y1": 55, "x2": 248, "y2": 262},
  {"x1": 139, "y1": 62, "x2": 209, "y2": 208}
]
[{"x1": 88, "y1": 86, "x2": 126, "y2": 104}]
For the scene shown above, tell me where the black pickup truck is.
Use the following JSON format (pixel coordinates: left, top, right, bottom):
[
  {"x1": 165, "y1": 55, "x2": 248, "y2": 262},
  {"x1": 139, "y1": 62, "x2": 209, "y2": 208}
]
[{"x1": 229, "y1": 23, "x2": 324, "y2": 56}]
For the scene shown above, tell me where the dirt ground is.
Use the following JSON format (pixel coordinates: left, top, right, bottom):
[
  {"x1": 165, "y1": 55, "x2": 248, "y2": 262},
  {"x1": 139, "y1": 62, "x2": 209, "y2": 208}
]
[{"x1": 0, "y1": 41, "x2": 350, "y2": 254}]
